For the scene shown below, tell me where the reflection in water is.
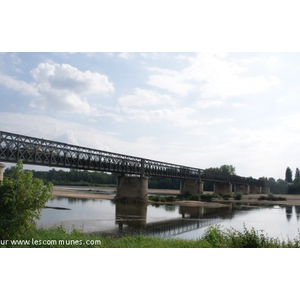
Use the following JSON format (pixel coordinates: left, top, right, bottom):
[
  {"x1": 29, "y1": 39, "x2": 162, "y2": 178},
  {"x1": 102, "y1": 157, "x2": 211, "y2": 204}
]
[
  {"x1": 38, "y1": 197, "x2": 300, "y2": 240},
  {"x1": 165, "y1": 205, "x2": 176, "y2": 212},
  {"x1": 115, "y1": 203, "x2": 233, "y2": 237},
  {"x1": 179, "y1": 205, "x2": 233, "y2": 220},
  {"x1": 180, "y1": 206, "x2": 204, "y2": 218},
  {"x1": 285, "y1": 206, "x2": 293, "y2": 221},
  {"x1": 115, "y1": 202, "x2": 147, "y2": 230},
  {"x1": 295, "y1": 206, "x2": 300, "y2": 221},
  {"x1": 47, "y1": 197, "x2": 108, "y2": 205}
]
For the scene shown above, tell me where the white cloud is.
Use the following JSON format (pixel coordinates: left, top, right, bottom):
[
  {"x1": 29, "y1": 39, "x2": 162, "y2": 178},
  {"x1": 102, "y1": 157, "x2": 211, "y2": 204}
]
[
  {"x1": 0, "y1": 72, "x2": 38, "y2": 96},
  {"x1": 118, "y1": 88, "x2": 176, "y2": 107},
  {"x1": 29, "y1": 63, "x2": 114, "y2": 113},
  {"x1": 200, "y1": 74, "x2": 279, "y2": 99},
  {"x1": 278, "y1": 114, "x2": 300, "y2": 132},
  {"x1": 186, "y1": 53, "x2": 280, "y2": 98},
  {"x1": 119, "y1": 106, "x2": 198, "y2": 127},
  {"x1": 147, "y1": 68, "x2": 194, "y2": 96},
  {"x1": 31, "y1": 63, "x2": 114, "y2": 95},
  {"x1": 220, "y1": 120, "x2": 300, "y2": 178},
  {"x1": 146, "y1": 53, "x2": 280, "y2": 105},
  {"x1": 117, "y1": 52, "x2": 134, "y2": 60},
  {"x1": 196, "y1": 99, "x2": 224, "y2": 108},
  {"x1": 0, "y1": 62, "x2": 114, "y2": 114}
]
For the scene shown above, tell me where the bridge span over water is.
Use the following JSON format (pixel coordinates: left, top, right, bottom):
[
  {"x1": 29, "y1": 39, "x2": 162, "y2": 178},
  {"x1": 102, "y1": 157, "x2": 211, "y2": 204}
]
[{"x1": 0, "y1": 130, "x2": 269, "y2": 202}]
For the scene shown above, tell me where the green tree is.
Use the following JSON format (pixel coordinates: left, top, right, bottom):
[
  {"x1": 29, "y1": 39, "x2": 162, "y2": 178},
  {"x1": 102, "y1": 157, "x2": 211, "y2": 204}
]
[
  {"x1": 295, "y1": 168, "x2": 300, "y2": 181},
  {"x1": 206, "y1": 165, "x2": 236, "y2": 176},
  {"x1": 0, "y1": 161, "x2": 53, "y2": 240},
  {"x1": 285, "y1": 167, "x2": 293, "y2": 183},
  {"x1": 219, "y1": 165, "x2": 236, "y2": 175}
]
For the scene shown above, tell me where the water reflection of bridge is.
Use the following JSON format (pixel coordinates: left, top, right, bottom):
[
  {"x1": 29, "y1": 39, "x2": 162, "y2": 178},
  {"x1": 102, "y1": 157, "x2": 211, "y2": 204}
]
[
  {"x1": 143, "y1": 217, "x2": 221, "y2": 238},
  {"x1": 115, "y1": 203, "x2": 231, "y2": 238}
]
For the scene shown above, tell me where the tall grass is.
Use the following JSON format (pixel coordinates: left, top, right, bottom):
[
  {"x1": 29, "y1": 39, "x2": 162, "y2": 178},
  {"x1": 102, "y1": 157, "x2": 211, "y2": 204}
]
[{"x1": 2, "y1": 225, "x2": 299, "y2": 248}]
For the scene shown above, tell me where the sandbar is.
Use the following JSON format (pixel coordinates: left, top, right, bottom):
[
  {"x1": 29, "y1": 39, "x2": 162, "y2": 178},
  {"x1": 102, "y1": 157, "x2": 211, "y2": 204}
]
[{"x1": 52, "y1": 186, "x2": 300, "y2": 207}]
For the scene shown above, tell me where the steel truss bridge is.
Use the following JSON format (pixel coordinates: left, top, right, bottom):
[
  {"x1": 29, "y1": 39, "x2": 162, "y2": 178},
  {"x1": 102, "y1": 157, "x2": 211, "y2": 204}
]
[{"x1": 0, "y1": 130, "x2": 264, "y2": 186}]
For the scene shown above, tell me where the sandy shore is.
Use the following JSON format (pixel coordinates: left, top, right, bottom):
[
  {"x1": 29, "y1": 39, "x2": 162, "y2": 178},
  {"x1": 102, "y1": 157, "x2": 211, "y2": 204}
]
[
  {"x1": 52, "y1": 186, "x2": 300, "y2": 207},
  {"x1": 52, "y1": 186, "x2": 181, "y2": 200},
  {"x1": 52, "y1": 186, "x2": 116, "y2": 200}
]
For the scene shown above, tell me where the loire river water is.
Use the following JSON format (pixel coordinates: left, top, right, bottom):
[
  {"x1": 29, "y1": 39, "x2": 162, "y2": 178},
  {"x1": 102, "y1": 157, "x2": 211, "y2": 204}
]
[{"x1": 37, "y1": 197, "x2": 300, "y2": 241}]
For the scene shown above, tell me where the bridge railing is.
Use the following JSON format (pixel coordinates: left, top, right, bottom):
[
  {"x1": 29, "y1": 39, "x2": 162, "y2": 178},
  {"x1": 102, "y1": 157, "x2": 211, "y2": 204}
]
[{"x1": 143, "y1": 159, "x2": 200, "y2": 179}]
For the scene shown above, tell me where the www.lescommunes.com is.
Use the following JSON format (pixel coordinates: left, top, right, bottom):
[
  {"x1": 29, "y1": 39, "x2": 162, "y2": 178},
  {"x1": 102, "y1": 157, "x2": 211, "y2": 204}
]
[{"x1": 1, "y1": 238, "x2": 101, "y2": 246}]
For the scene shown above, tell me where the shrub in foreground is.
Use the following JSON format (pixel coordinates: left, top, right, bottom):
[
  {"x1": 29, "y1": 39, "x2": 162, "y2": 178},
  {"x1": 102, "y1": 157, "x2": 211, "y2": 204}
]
[
  {"x1": 0, "y1": 161, "x2": 52, "y2": 240},
  {"x1": 2, "y1": 224, "x2": 300, "y2": 248},
  {"x1": 202, "y1": 225, "x2": 299, "y2": 248}
]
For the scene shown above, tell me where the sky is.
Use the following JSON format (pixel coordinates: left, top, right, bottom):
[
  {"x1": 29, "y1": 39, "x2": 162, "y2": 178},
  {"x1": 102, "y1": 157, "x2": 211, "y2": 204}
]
[{"x1": 1, "y1": 52, "x2": 300, "y2": 180}]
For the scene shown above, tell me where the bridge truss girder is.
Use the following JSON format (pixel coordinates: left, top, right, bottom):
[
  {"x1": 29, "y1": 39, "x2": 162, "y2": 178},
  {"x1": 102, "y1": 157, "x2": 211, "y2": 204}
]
[{"x1": 0, "y1": 130, "x2": 265, "y2": 186}]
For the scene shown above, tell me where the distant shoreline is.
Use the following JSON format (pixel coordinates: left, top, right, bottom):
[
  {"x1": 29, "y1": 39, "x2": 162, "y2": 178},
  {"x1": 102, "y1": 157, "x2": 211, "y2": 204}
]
[{"x1": 52, "y1": 186, "x2": 300, "y2": 207}]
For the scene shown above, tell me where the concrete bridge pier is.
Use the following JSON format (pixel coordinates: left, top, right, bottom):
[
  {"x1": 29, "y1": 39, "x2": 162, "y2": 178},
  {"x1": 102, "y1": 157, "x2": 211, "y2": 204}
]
[
  {"x1": 180, "y1": 180, "x2": 203, "y2": 195},
  {"x1": 114, "y1": 175, "x2": 149, "y2": 203},
  {"x1": 0, "y1": 163, "x2": 5, "y2": 185},
  {"x1": 214, "y1": 182, "x2": 232, "y2": 195},
  {"x1": 250, "y1": 185, "x2": 261, "y2": 194},
  {"x1": 235, "y1": 184, "x2": 250, "y2": 195}
]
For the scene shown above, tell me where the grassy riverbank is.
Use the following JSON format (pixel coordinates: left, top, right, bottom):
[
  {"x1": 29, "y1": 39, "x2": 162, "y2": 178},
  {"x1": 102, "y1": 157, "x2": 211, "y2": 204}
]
[{"x1": 2, "y1": 225, "x2": 300, "y2": 248}]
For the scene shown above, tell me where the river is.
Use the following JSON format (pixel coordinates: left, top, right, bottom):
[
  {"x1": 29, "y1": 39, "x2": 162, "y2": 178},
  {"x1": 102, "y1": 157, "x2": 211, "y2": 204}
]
[{"x1": 36, "y1": 196, "x2": 300, "y2": 241}]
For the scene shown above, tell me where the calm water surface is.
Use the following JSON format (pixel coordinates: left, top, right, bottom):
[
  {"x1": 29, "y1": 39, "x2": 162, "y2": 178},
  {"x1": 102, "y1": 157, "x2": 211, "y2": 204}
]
[{"x1": 37, "y1": 197, "x2": 300, "y2": 240}]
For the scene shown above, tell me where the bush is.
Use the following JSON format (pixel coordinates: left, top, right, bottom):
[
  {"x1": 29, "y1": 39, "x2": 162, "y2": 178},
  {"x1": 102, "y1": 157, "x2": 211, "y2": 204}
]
[
  {"x1": 149, "y1": 195, "x2": 176, "y2": 202},
  {"x1": 190, "y1": 194, "x2": 200, "y2": 201},
  {"x1": 200, "y1": 194, "x2": 213, "y2": 201},
  {"x1": 222, "y1": 193, "x2": 232, "y2": 200},
  {"x1": 258, "y1": 194, "x2": 286, "y2": 201},
  {"x1": 149, "y1": 195, "x2": 161, "y2": 202},
  {"x1": 165, "y1": 196, "x2": 176, "y2": 202},
  {"x1": 0, "y1": 161, "x2": 53, "y2": 240},
  {"x1": 234, "y1": 192, "x2": 243, "y2": 200},
  {"x1": 201, "y1": 225, "x2": 298, "y2": 248},
  {"x1": 177, "y1": 193, "x2": 194, "y2": 200}
]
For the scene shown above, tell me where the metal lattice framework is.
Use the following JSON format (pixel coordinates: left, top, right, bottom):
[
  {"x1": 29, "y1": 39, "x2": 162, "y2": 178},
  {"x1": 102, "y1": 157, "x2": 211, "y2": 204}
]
[{"x1": 0, "y1": 130, "x2": 264, "y2": 185}]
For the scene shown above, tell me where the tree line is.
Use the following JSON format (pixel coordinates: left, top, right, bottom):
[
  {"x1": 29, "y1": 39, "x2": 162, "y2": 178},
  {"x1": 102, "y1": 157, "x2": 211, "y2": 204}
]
[
  {"x1": 284, "y1": 167, "x2": 300, "y2": 194},
  {"x1": 4, "y1": 164, "x2": 236, "y2": 190},
  {"x1": 2, "y1": 164, "x2": 241, "y2": 191},
  {"x1": 4, "y1": 164, "x2": 300, "y2": 194},
  {"x1": 4, "y1": 167, "x2": 181, "y2": 189}
]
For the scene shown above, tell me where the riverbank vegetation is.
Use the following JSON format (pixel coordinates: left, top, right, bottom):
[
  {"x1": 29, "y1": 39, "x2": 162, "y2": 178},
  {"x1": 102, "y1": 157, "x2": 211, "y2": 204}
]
[
  {"x1": 148, "y1": 193, "x2": 216, "y2": 202},
  {"x1": 2, "y1": 225, "x2": 300, "y2": 248},
  {"x1": 0, "y1": 161, "x2": 52, "y2": 240},
  {"x1": 149, "y1": 192, "x2": 244, "y2": 203},
  {"x1": 258, "y1": 194, "x2": 286, "y2": 201}
]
